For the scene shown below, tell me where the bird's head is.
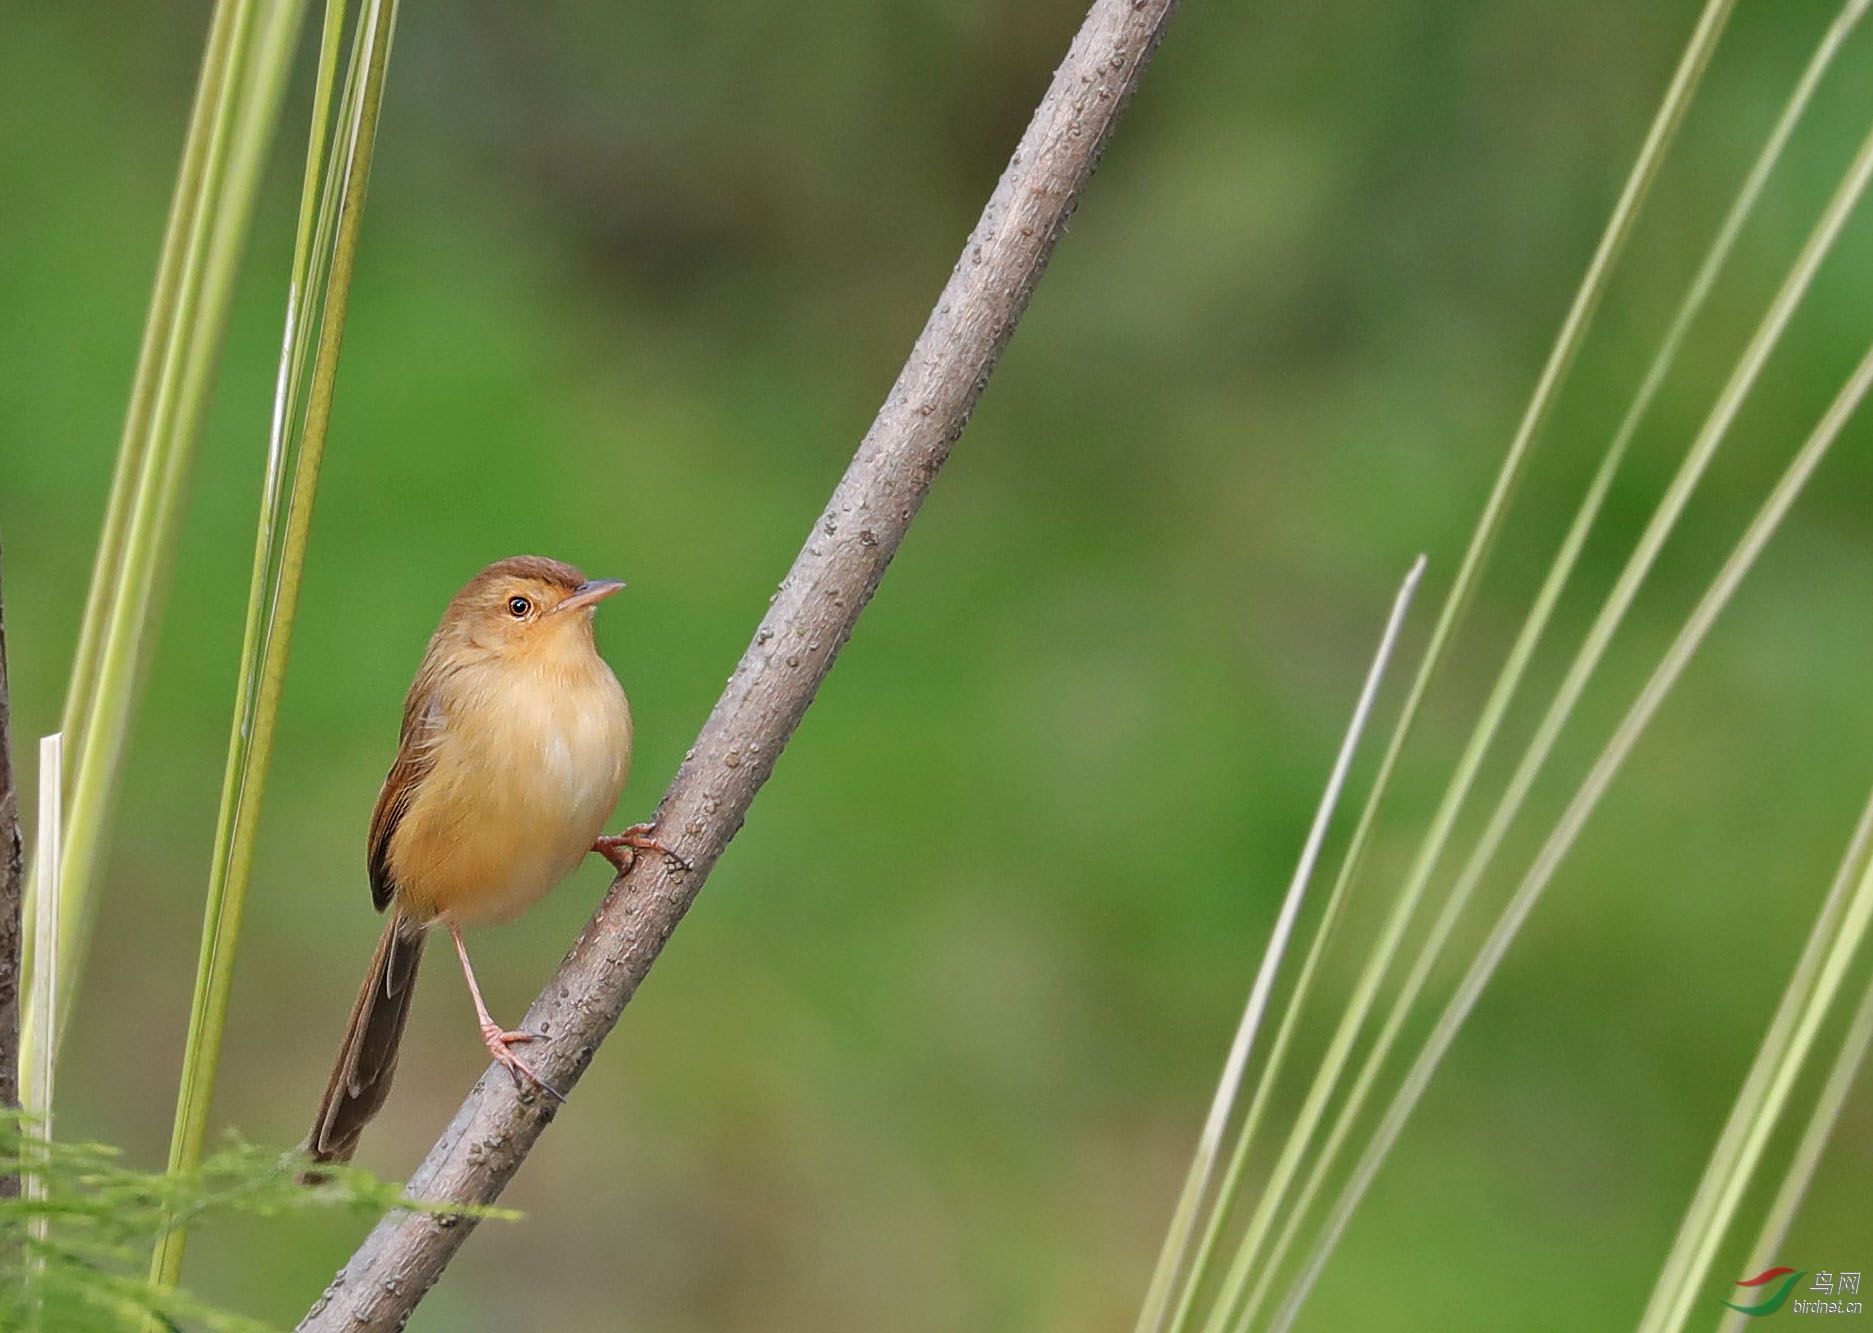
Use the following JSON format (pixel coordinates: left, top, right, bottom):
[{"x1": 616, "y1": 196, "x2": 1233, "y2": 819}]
[{"x1": 440, "y1": 555, "x2": 625, "y2": 664}]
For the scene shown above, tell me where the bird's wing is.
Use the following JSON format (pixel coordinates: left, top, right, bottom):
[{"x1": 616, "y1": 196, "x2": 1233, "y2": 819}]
[{"x1": 366, "y1": 675, "x2": 445, "y2": 913}]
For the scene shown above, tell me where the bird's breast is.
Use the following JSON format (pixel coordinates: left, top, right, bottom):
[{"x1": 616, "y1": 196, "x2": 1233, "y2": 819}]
[{"x1": 389, "y1": 654, "x2": 633, "y2": 927}]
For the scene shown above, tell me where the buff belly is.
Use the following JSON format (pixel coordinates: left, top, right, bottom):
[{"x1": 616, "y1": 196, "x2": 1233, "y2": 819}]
[{"x1": 388, "y1": 663, "x2": 632, "y2": 927}]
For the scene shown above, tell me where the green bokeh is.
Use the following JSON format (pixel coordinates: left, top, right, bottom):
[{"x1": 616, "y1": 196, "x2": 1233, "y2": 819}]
[{"x1": 3, "y1": 1, "x2": 1872, "y2": 1328}]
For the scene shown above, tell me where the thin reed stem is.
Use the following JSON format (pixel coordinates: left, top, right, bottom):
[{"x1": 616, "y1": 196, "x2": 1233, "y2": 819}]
[
  {"x1": 1243, "y1": 105, "x2": 1873, "y2": 1329},
  {"x1": 1135, "y1": 557, "x2": 1424, "y2": 1333},
  {"x1": 150, "y1": 0, "x2": 395, "y2": 1295},
  {"x1": 24, "y1": 734, "x2": 62, "y2": 1276},
  {"x1": 55, "y1": 1, "x2": 246, "y2": 792},
  {"x1": 1641, "y1": 803, "x2": 1873, "y2": 1333},
  {"x1": 1268, "y1": 336, "x2": 1873, "y2": 1333},
  {"x1": 21, "y1": 0, "x2": 308, "y2": 1073},
  {"x1": 1228, "y1": 15, "x2": 1873, "y2": 1314},
  {"x1": 1714, "y1": 966, "x2": 1873, "y2": 1333},
  {"x1": 1191, "y1": 6, "x2": 1740, "y2": 1326}
]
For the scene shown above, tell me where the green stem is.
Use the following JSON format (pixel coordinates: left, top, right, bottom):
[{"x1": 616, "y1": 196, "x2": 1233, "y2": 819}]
[
  {"x1": 148, "y1": 0, "x2": 398, "y2": 1294},
  {"x1": 1187, "y1": 2, "x2": 1738, "y2": 1326},
  {"x1": 54, "y1": 0, "x2": 245, "y2": 787},
  {"x1": 1270, "y1": 335, "x2": 1873, "y2": 1333},
  {"x1": 20, "y1": 0, "x2": 307, "y2": 1073},
  {"x1": 1231, "y1": 5, "x2": 1869, "y2": 1322}
]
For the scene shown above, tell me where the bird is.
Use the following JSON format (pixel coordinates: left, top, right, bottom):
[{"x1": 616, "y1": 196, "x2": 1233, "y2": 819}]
[{"x1": 304, "y1": 554, "x2": 675, "y2": 1170}]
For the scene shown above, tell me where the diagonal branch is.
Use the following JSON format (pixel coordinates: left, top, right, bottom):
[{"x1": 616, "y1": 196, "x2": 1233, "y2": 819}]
[{"x1": 298, "y1": 0, "x2": 1183, "y2": 1326}]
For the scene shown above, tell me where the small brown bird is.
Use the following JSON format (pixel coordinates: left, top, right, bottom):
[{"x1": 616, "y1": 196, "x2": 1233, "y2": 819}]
[{"x1": 306, "y1": 555, "x2": 671, "y2": 1169}]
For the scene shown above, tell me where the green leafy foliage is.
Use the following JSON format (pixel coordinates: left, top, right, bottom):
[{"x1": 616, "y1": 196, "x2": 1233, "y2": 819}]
[{"x1": 0, "y1": 1112, "x2": 512, "y2": 1332}]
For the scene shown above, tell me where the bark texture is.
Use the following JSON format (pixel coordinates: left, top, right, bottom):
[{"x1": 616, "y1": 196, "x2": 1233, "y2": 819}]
[{"x1": 300, "y1": 0, "x2": 1182, "y2": 1325}]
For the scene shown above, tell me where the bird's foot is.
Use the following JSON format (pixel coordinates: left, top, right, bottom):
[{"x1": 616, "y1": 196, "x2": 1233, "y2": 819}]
[
  {"x1": 594, "y1": 822, "x2": 692, "y2": 875},
  {"x1": 480, "y1": 1022, "x2": 566, "y2": 1101}
]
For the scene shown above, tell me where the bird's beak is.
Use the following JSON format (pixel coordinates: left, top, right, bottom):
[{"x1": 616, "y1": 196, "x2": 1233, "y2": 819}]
[{"x1": 557, "y1": 579, "x2": 626, "y2": 614}]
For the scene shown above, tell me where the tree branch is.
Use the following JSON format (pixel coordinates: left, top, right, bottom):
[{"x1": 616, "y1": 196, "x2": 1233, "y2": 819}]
[{"x1": 299, "y1": 0, "x2": 1182, "y2": 1325}]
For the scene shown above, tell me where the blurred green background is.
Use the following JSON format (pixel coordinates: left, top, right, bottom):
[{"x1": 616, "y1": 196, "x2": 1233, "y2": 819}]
[{"x1": 5, "y1": 0, "x2": 1873, "y2": 1328}]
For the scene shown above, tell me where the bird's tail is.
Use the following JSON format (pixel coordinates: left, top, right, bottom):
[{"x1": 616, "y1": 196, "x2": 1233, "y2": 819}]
[{"x1": 304, "y1": 913, "x2": 425, "y2": 1175}]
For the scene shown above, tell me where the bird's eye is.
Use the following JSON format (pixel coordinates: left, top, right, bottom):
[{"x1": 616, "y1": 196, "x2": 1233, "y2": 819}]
[{"x1": 507, "y1": 596, "x2": 532, "y2": 618}]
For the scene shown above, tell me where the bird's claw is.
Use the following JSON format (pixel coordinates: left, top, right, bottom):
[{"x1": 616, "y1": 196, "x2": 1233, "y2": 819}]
[
  {"x1": 593, "y1": 821, "x2": 692, "y2": 875},
  {"x1": 480, "y1": 1023, "x2": 566, "y2": 1102}
]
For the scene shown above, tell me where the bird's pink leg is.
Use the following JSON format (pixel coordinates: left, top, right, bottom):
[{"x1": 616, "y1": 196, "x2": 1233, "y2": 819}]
[
  {"x1": 593, "y1": 821, "x2": 691, "y2": 874},
  {"x1": 448, "y1": 924, "x2": 564, "y2": 1101}
]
